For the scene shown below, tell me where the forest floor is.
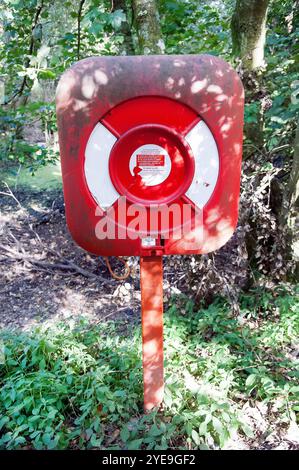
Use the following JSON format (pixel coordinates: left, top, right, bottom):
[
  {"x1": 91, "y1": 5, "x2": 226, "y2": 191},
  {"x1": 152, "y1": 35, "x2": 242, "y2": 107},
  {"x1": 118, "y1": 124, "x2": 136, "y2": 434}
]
[
  {"x1": 0, "y1": 187, "x2": 142, "y2": 330},
  {"x1": 0, "y1": 164, "x2": 298, "y2": 451},
  {"x1": 0, "y1": 165, "x2": 142, "y2": 330}
]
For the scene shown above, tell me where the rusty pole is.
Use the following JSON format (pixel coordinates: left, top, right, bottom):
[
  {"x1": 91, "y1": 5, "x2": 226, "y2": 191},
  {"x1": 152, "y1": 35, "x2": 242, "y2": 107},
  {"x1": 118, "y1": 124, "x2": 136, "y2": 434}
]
[{"x1": 140, "y1": 255, "x2": 164, "y2": 411}]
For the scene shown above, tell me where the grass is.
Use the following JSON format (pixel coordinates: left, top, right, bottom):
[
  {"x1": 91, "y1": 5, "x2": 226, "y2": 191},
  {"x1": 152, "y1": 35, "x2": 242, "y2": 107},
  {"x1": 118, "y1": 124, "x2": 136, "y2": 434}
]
[
  {"x1": 0, "y1": 285, "x2": 298, "y2": 450},
  {"x1": 0, "y1": 161, "x2": 62, "y2": 191}
]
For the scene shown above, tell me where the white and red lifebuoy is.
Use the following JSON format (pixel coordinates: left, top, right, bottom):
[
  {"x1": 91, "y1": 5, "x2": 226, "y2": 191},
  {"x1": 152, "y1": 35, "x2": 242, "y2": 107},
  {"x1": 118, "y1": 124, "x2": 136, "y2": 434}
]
[{"x1": 84, "y1": 98, "x2": 219, "y2": 212}]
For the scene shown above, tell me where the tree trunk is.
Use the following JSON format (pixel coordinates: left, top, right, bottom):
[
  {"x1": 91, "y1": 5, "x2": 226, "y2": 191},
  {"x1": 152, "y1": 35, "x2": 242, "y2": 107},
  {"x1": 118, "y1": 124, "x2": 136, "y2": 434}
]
[
  {"x1": 287, "y1": 124, "x2": 299, "y2": 220},
  {"x1": 231, "y1": 0, "x2": 269, "y2": 281},
  {"x1": 231, "y1": 0, "x2": 269, "y2": 71},
  {"x1": 132, "y1": 0, "x2": 165, "y2": 54},
  {"x1": 231, "y1": 0, "x2": 270, "y2": 151},
  {"x1": 77, "y1": 0, "x2": 86, "y2": 60},
  {"x1": 282, "y1": 123, "x2": 299, "y2": 279},
  {"x1": 112, "y1": 0, "x2": 135, "y2": 55}
]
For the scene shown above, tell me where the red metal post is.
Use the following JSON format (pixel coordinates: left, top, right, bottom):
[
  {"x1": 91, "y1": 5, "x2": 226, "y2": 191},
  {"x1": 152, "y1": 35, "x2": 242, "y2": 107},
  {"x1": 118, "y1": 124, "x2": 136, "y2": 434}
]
[{"x1": 140, "y1": 255, "x2": 164, "y2": 411}]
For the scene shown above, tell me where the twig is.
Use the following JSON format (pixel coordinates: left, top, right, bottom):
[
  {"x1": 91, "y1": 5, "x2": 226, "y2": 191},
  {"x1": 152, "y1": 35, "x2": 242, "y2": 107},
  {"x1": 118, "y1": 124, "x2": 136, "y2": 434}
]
[
  {"x1": 0, "y1": 243, "x2": 114, "y2": 284},
  {"x1": 269, "y1": 144, "x2": 290, "y2": 155},
  {"x1": 243, "y1": 143, "x2": 267, "y2": 158},
  {"x1": 0, "y1": 182, "x2": 24, "y2": 210},
  {"x1": 77, "y1": 0, "x2": 86, "y2": 60},
  {"x1": 98, "y1": 306, "x2": 134, "y2": 322},
  {"x1": 1, "y1": 0, "x2": 45, "y2": 106},
  {"x1": 0, "y1": 184, "x2": 116, "y2": 284}
]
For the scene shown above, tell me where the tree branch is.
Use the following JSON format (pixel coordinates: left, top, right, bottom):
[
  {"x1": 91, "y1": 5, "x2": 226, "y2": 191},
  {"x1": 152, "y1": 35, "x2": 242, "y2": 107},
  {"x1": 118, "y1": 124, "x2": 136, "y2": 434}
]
[
  {"x1": 77, "y1": 0, "x2": 86, "y2": 60},
  {"x1": 0, "y1": 243, "x2": 114, "y2": 284},
  {"x1": 1, "y1": 0, "x2": 44, "y2": 106}
]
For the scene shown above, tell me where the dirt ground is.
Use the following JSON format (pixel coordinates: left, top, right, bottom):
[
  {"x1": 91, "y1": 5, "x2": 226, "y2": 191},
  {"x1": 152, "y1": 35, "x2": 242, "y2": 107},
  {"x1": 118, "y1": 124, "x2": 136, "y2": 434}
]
[{"x1": 0, "y1": 186, "x2": 143, "y2": 330}]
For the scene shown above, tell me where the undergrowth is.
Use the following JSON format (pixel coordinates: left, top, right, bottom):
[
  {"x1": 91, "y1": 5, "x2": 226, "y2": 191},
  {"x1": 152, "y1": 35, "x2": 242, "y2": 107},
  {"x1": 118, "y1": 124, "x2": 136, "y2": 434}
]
[{"x1": 0, "y1": 285, "x2": 298, "y2": 450}]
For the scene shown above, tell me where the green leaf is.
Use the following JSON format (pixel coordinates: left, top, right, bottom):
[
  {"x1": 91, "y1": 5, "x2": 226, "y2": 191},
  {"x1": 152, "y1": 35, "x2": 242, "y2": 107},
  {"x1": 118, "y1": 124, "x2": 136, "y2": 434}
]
[
  {"x1": 0, "y1": 416, "x2": 9, "y2": 431},
  {"x1": 245, "y1": 374, "x2": 257, "y2": 390},
  {"x1": 241, "y1": 423, "x2": 255, "y2": 438},
  {"x1": 212, "y1": 416, "x2": 224, "y2": 436},
  {"x1": 42, "y1": 433, "x2": 52, "y2": 446},
  {"x1": 149, "y1": 424, "x2": 163, "y2": 437},
  {"x1": 120, "y1": 426, "x2": 130, "y2": 442},
  {"x1": 38, "y1": 70, "x2": 56, "y2": 80},
  {"x1": 199, "y1": 421, "x2": 207, "y2": 435},
  {"x1": 191, "y1": 429, "x2": 201, "y2": 446},
  {"x1": 89, "y1": 23, "x2": 103, "y2": 36},
  {"x1": 127, "y1": 439, "x2": 143, "y2": 450},
  {"x1": 90, "y1": 435, "x2": 103, "y2": 448},
  {"x1": 110, "y1": 9, "x2": 126, "y2": 29}
]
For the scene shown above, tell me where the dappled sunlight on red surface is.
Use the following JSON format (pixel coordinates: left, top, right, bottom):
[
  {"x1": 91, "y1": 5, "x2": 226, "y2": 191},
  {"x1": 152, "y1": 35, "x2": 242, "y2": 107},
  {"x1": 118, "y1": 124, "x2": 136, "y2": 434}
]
[
  {"x1": 56, "y1": 54, "x2": 244, "y2": 257},
  {"x1": 140, "y1": 256, "x2": 164, "y2": 410}
]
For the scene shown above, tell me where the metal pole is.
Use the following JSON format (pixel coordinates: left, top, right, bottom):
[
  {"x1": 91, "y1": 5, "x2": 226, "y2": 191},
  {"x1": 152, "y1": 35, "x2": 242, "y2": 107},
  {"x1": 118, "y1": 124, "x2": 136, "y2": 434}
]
[{"x1": 140, "y1": 255, "x2": 164, "y2": 411}]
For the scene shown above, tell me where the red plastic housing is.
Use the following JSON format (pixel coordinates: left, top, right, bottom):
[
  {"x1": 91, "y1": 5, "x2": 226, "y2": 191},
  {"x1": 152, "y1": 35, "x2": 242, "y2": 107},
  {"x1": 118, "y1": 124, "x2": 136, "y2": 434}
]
[{"x1": 56, "y1": 54, "x2": 244, "y2": 256}]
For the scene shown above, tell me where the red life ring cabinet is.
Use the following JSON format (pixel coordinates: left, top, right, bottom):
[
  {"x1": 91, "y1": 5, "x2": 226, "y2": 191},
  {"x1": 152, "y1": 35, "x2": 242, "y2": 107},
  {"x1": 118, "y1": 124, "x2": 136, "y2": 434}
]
[
  {"x1": 56, "y1": 54, "x2": 244, "y2": 410},
  {"x1": 56, "y1": 54, "x2": 244, "y2": 257}
]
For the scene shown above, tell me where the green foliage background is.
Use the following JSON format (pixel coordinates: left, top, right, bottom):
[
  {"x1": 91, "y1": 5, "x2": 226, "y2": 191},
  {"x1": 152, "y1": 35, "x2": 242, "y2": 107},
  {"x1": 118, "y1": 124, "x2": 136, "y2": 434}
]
[{"x1": 0, "y1": 0, "x2": 298, "y2": 168}]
